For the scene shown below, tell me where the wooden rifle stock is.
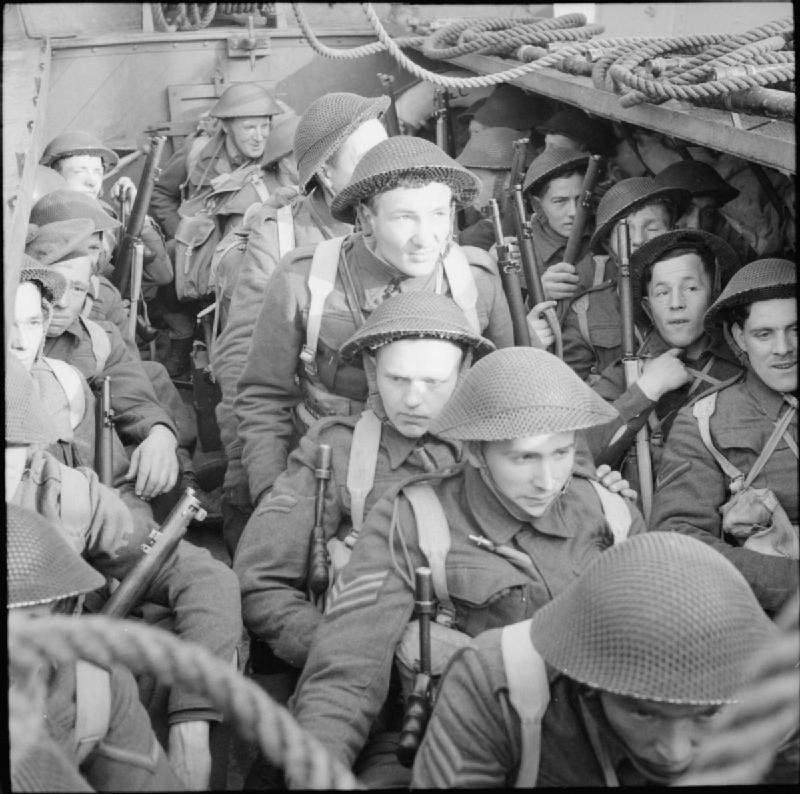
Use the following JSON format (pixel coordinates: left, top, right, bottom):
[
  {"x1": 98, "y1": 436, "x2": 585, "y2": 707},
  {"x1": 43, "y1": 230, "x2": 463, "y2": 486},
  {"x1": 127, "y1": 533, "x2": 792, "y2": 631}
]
[
  {"x1": 616, "y1": 221, "x2": 653, "y2": 520},
  {"x1": 126, "y1": 241, "x2": 145, "y2": 342},
  {"x1": 102, "y1": 488, "x2": 207, "y2": 617},
  {"x1": 562, "y1": 154, "x2": 602, "y2": 266},
  {"x1": 114, "y1": 136, "x2": 166, "y2": 298},
  {"x1": 490, "y1": 199, "x2": 531, "y2": 346},
  {"x1": 94, "y1": 376, "x2": 115, "y2": 486},
  {"x1": 377, "y1": 73, "x2": 401, "y2": 136},
  {"x1": 397, "y1": 567, "x2": 435, "y2": 767},
  {"x1": 308, "y1": 444, "x2": 332, "y2": 601},
  {"x1": 511, "y1": 185, "x2": 564, "y2": 358}
]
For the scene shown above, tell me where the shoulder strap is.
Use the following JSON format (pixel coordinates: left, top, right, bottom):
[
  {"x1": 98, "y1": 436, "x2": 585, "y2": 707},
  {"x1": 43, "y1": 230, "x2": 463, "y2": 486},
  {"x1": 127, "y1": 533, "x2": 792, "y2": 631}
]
[
  {"x1": 345, "y1": 409, "x2": 383, "y2": 545},
  {"x1": 743, "y1": 403, "x2": 797, "y2": 490},
  {"x1": 82, "y1": 318, "x2": 111, "y2": 375},
  {"x1": 276, "y1": 203, "x2": 296, "y2": 259},
  {"x1": 572, "y1": 293, "x2": 595, "y2": 352},
  {"x1": 301, "y1": 236, "x2": 346, "y2": 376},
  {"x1": 592, "y1": 255, "x2": 607, "y2": 287},
  {"x1": 589, "y1": 480, "x2": 632, "y2": 543},
  {"x1": 501, "y1": 620, "x2": 550, "y2": 788},
  {"x1": 692, "y1": 393, "x2": 745, "y2": 486},
  {"x1": 44, "y1": 357, "x2": 86, "y2": 432},
  {"x1": 404, "y1": 482, "x2": 455, "y2": 626},
  {"x1": 74, "y1": 660, "x2": 112, "y2": 764},
  {"x1": 441, "y1": 246, "x2": 481, "y2": 336}
]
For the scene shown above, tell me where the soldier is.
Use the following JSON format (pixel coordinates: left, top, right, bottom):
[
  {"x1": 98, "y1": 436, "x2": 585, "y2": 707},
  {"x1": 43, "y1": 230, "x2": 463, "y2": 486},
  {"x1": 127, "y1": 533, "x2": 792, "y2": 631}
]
[
  {"x1": 25, "y1": 218, "x2": 182, "y2": 504},
  {"x1": 535, "y1": 106, "x2": 617, "y2": 157},
  {"x1": 234, "y1": 135, "x2": 514, "y2": 512},
  {"x1": 651, "y1": 258, "x2": 797, "y2": 614},
  {"x1": 8, "y1": 503, "x2": 185, "y2": 792},
  {"x1": 234, "y1": 292, "x2": 494, "y2": 682},
  {"x1": 288, "y1": 347, "x2": 645, "y2": 785},
  {"x1": 5, "y1": 354, "x2": 242, "y2": 790},
  {"x1": 560, "y1": 176, "x2": 691, "y2": 382},
  {"x1": 212, "y1": 91, "x2": 389, "y2": 554},
  {"x1": 412, "y1": 532, "x2": 777, "y2": 787},
  {"x1": 455, "y1": 125, "x2": 519, "y2": 250},
  {"x1": 149, "y1": 82, "x2": 283, "y2": 377},
  {"x1": 655, "y1": 158, "x2": 759, "y2": 265},
  {"x1": 586, "y1": 229, "x2": 743, "y2": 496},
  {"x1": 521, "y1": 147, "x2": 594, "y2": 304}
]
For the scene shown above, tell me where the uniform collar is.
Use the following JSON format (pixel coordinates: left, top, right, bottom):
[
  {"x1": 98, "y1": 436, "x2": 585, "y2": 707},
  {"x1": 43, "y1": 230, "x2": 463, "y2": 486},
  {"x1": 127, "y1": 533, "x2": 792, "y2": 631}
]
[
  {"x1": 381, "y1": 421, "x2": 460, "y2": 471},
  {"x1": 743, "y1": 369, "x2": 793, "y2": 421},
  {"x1": 639, "y1": 328, "x2": 740, "y2": 368},
  {"x1": 305, "y1": 187, "x2": 351, "y2": 237}
]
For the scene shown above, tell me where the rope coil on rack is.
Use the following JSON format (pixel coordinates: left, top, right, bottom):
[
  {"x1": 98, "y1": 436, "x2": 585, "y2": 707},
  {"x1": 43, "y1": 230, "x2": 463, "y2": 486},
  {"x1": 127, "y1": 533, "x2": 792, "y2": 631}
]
[
  {"x1": 152, "y1": 3, "x2": 218, "y2": 32},
  {"x1": 8, "y1": 613, "x2": 361, "y2": 790}
]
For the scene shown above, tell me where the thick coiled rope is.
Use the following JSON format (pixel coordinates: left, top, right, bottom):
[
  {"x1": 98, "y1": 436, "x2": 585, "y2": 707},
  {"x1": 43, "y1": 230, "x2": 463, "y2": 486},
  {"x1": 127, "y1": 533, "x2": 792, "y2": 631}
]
[
  {"x1": 152, "y1": 3, "x2": 218, "y2": 32},
  {"x1": 8, "y1": 613, "x2": 361, "y2": 790}
]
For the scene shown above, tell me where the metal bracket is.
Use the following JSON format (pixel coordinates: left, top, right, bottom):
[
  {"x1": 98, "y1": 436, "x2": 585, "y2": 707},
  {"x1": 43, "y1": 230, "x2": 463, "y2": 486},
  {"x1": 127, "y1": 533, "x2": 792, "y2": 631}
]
[{"x1": 227, "y1": 15, "x2": 270, "y2": 70}]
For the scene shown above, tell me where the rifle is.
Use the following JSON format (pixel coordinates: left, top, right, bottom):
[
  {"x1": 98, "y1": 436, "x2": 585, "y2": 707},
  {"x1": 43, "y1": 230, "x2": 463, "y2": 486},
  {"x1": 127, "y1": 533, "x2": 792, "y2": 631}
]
[
  {"x1": 94, "y1": 376, "x2": 115, "y2": 486},
  {"x1": 616, "y1": 220, "x2": 654, "y2": 521},
  {"x1": 490, "y1": 199, "x2": 531, "y2": 346},
  {"x1": 113, "y1": 135, "x2": 167, "y2": 299},
  {"x1": 377, "y1": 73, "x2": 402, "y2": 136},
  {"x1": 101, "y1": 488, "x2": 207, "y2": 617},
  {"x1": 397, "y1": 567, "x2": 435, "y2": 767},
  {"x1": 562, "y1": 154, "x2": 602, "y2": 266},
  {"x1": 501, "y1": 138, "x2": 530, "y2": 220},
  {"x1": 126, "y1": 241, "x2": 145, "y2": 343},
  {"x1": 307, "y1": 444, "x2": 332, "y2": 606},
  {"x1": 433, "y1": 88, "x2": 454, "y2": 156},
  {"x1": 511, "y1": 185, "x2": 564, "y2": 358}
]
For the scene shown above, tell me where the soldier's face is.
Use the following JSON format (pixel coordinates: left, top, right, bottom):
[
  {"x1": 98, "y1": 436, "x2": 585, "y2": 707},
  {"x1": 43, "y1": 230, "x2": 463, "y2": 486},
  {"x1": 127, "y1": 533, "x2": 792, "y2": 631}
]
[
  {"x1": 225, "y1": 116, "x2": 271, "y2": 159},
  {"x1": 321, "y1": 119, "x2": 387, "y2": 196},
  {"x1": 10, "y1": 282, "x2": 46, "y2": 371},
  {"x1": 677, "y1": 196, "x2": 718, "y2": 232},
  {"x1": 534, "y1": 172, "x2": 585, "y2": 239},
  {"x1": 364, "y1": 183, "x2": 455, "y2": 277},
  {"x1": 47, "y1": 257, "x2": 93, "y2": 336},
  {"x1": 609, "y1": 203, "x2": 672, "y2": 257},
  {"x1": 55, "y1": 155, "x2": 104, "y2": 198},
  {"x1": 643, "y1": 253, "x2": 712, "y2": 351},
  {"x1": 731, "y1": 298, "x2": 797, "y2": 393},
  {"x1": 599, "y1": 691, "x2": 718, "y2": 780},
  {"x1": 375, "y1": 339, "x2": 462, "y2": 438},
  {"x1": 478, "y1": 431, "x2": 576, "y2": 518}
]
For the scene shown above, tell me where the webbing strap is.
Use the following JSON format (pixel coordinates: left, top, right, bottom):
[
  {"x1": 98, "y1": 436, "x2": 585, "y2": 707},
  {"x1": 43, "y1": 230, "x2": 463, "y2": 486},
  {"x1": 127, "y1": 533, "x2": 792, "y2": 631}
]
[
  {"x1": 276, "y1": 204, "x2": 296, "y2": 258},
  {"x1": 83, "y1": 318, "x2": 111, "y2": 376},
  {"x1": 74, "y1": 660, "x2": 112, "y2": 763},
  {"x1": 502, "y1": 620, "x2": 550, "y2": 788},
  {"x1": 404, "y1": 483, "x2": 455, "y2": 625},
  {"x1": 573, "y1": 294, "x2": 595, "y2": 354},
  {"x1": 592, "y1": 255, "x2": 606, "y2": 287},
  {"x1": 693, "y1": 393, "x2": 744, "y2": 484},
  {"x1": 301, "y1": 237, "x2": 346, "y2": 375},
  {"x1": 743, "y1": 403, "x2": 797, "y2": 490},
  {"x1": 45, "y1": 357, "x2": 86, "y2": 432},
  {"x1": 250, "y1": 173, "x2": 269, "y2": 203},
  {"x1": 441, "y1": 246, "x2": 481, "y2": 335},
  {"x1": 346, "y1": 409, "x2": 383, "y2": 544},
  {"x1": 589, "y1": 481, "x2": 632, "y2": 543}
]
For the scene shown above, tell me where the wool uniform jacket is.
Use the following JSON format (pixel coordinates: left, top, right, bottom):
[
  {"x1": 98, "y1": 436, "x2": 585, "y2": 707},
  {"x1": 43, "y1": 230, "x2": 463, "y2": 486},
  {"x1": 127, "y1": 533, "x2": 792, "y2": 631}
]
[
  {"x1": 233, "y1": 413, "x2": 460, "y2": 669},
  {"x1": 651, "y1": 371, "x2": 799, "y2": 614},
  {"x1": 289, "y1": 460, "x2": 645, "y2": 769},
  {"x1": 234, "y1": 232, "x2": 515, "y2": 504},
  {"x1": 212, "y1": 187, "x2": 351, "y2": 499}
]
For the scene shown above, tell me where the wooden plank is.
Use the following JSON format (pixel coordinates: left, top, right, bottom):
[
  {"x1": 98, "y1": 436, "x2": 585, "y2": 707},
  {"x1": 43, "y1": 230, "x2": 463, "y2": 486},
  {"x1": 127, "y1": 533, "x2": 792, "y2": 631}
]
[
  {"x1": 3, "y1": 38, "x2": 51, "y2": 345},
  {"x1": 443, "y1": 52, "x2": 796, "y2": 174}
]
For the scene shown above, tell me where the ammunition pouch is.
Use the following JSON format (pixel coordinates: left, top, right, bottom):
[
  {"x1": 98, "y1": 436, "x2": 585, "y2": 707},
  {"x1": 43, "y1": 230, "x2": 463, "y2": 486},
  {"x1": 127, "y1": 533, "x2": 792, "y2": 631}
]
[
  {"x1": 296, "y1": 376, "x2": 365, "y2": 430},
  {"x1": 394, "y1": 619, "x2": 472, "y2": 703},
  {"x1": 315, "y1": 337, "x2": 368, "y2": 401},
  {"x1": 721, "y1": 487, "x2": 799, "y2": 559}
]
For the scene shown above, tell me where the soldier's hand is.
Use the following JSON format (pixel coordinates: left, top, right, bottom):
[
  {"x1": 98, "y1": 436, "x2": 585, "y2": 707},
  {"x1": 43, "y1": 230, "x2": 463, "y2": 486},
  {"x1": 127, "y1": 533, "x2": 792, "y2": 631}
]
[
  {"x1": 526, "y1": 300, "x2": 558, "y2": 350},
  {"x1": 595, "y1": 464, "x2": 637, "y2": 501},
  {"x1": 637, "y1": 348, "x2": 690, "y2": 401},
  {"x1": 542, "y1": 262, "x2": 580, "y2": 301},
  {"x1": 168, "y1": 720, "x2": 211, "y2": 790},
  {"x1": 125, "y1": 425, "x2": 179, "y2": 499},
  {"x1": 111, "y1": 176, "x2": 137, "y2": 211}
]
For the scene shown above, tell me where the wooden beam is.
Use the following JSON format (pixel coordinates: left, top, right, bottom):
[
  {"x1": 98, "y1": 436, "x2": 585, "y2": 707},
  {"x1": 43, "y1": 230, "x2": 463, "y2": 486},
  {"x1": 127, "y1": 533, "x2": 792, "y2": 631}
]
[{"x1": 443, "y1": 52, "x2": 796, "y2": 174}]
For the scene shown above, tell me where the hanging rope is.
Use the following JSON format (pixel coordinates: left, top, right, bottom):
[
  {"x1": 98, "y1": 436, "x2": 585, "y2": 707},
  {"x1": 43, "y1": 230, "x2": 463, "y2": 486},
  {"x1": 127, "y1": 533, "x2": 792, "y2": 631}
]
[{"x1": 8, "y1": 613, "x2": 361, "y2": 790}]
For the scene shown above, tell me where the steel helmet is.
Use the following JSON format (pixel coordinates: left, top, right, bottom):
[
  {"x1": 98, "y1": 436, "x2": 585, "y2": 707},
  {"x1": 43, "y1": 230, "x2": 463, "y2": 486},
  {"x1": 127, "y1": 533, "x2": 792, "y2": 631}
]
[
  {"x1": 209, "y1": 82, "x2": 282, "y2": 119},
  {"x1": 40, "y1": 131, "x2": 119, "y2": 172},
  {"x1": 31, "y1": 164, "x2": 69, "y2": 204}
]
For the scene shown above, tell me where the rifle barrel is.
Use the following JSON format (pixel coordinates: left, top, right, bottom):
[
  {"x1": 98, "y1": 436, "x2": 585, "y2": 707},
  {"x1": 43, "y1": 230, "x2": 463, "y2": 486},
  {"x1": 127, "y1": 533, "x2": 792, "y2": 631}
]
[
  {"x1": 563, "y1": 154, "x2": 602, "y2": 265},
  {"x1": 616, "y1": 220, "x2": 636, "y2": 360},
  {"x1": 94, "y1": 376, "x2": 114, "y2": 486},
  {"x1": 308, "y1": 444, "x2": 332, "y2": 598}
]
